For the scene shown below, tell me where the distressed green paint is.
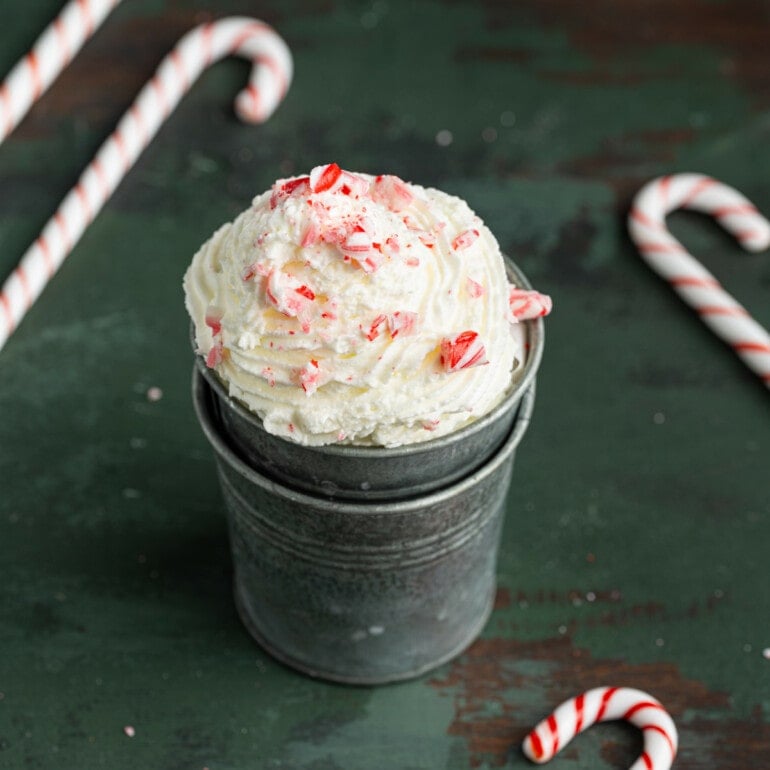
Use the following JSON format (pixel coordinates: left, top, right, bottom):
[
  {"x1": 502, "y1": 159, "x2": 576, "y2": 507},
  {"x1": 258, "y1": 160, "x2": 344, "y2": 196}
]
[{"x1": 1, "y1": 0, "x2": 769, "y2": 767}]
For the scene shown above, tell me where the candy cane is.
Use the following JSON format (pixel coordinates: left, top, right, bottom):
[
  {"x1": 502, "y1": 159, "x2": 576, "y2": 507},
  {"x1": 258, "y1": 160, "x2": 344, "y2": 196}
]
[
  {"x1": 0, "y1": 14, "x2": 292, "y2": 351},
  {"x1": 0, "y1": 0, "x2": 121, "y2": 143},
  {"x1": 523, "y1": 686, "x2": 678, "y2": 770},
  {"x1": 628, "y1": 173, "x2": 770, "y2": 387}
]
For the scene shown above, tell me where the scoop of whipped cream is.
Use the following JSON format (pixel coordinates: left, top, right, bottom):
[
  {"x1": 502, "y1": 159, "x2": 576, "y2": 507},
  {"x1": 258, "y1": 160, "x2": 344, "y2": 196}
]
[{"x1": 184, "y1": 164, "x2": 539, "y2": 446}]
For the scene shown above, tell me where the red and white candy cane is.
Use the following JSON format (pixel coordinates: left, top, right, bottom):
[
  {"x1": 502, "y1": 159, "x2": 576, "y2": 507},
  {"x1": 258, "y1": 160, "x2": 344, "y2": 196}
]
[
  {"x1": 628, "y1": 173, "x2": 770, "y2": 387},
  {"x1": 0, "y1": 0, "x2": 121, "y2": 143},
  {"x1": 523, "y1": 686, "x2": 678, "y2": 770},
  {"x1": 0, "y1": 12, "x2": 292, "y2": 351}
]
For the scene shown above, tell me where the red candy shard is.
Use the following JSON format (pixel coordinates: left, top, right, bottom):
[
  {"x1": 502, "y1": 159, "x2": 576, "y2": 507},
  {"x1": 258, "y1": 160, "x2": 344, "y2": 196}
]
[
  {"x1": 296, "y1": 358, "x2": 321, "y2": 395},
  {"x1": 265, "y1": 270, "x2": 317, "y2": 320},
  {"x1": 508, "y1": 287, "x2": 553, "y2": 321},
  {"x1": 440, "y1": 330, "x2": 488, "y2": 372},
  {"x1": 261, "y1": 366, "x2": 276, "y2": 387},
  {"x1": 206, "y1": 339, "x2": 224, "y2": 368},
  {"x1": 339, "y1": 171, "x2": 369, "y2": 197},
  {"x1": 371, "y1": 174, "x2": 414, "y2": 212},
  {"x1": 452, "y1": 228, "x2": 480, "y2": 251},
  {"x1": 384, "y1": 235, "x2": 400, "y2": 256},
  {"x1": 365, "y1": 314, "x2": 387, "y2": 341},
  {"x1": 418, "y1": 231, "x2": 436, "y2": 248},
  {"x1": 301, "y1": 221, "x2": 320, "y2": 247},
  {"x1": 340, "y1": 223, "x2": 385, "y2": 272},
  {"x1": 270, "y1": 175, "x2": 310, "y2": 208},
  {"x1": 205, "y1": 305, "x2": 223, "y2": 336},
  {"x1": 241, "y1": 264, "x2": 258, "y2": 281},
  {"x1": 310, "y1": 163, "x2": 342, "y2": 193},
  {"x1": 466, "y1": 277, "x2": 485, "y2": 298},
  {"x1": 387, "y1": 311, "x2": 418, "y2": 338}
]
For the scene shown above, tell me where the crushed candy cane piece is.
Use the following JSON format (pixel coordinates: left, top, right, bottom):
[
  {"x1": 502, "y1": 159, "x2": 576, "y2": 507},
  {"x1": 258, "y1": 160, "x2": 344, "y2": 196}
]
[
  {"x1": 508, "y1": 287, "x2": 553, "y2": 321},
  {"x1": 270, "y1": 175, "x2": 310, "y2": 209},
  {"x1": 265, "y1": 270, "x2": 317, "y2": 321},
  {"x1": 338, "y1": 170, "x2": 369, "y2": 197},
  {"x1": 371, "y1": 174, "x2": 414, "y2": 212},
  {"x1": 205, "y1": 305, "x2": 223, "y2": 337},
  {"x1": 387, "y1": 311, "x2": 418, "y2": 338},
  {"x1": 466, "y1": 278, "x2": 485, "y2": 298},
  {"x1": 310, "y1": 163, "x2": 342, "y2": 193},
  {"x1": 206, "y1": 338, "x2": 225, "y2": 368},
  {"x1": 365, "y1": 314, "x2": 388, "y2": 341},
  {"x1": 452, "y1": 228, "x2": 479, "y2": 251},
  {"x1": 383, "y1": 235, "x2": 400, "y2": 256},
  {"x1": 440, "y1": 330, "x2": 488, "y2": 372},
  {"x1": 261, "y1": 367, "x2": 276, "y2": 387},
  {"x1": 341, "y1": 225, "x2": 384, "y2": 272},
  {"x1": 296, "y1": 359, "x2": 321, "y2": 394}
]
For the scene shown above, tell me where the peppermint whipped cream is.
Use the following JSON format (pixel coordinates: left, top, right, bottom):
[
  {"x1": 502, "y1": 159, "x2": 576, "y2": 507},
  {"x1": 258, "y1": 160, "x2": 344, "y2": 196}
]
[{"x1": 184, "y1": 164, "x2": 550, "y2": 446}]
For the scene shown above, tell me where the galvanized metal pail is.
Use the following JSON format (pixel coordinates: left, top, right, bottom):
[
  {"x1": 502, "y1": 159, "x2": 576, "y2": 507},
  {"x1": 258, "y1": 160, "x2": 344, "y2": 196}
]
[
  {"x1": 193, "y1": 370, "x2": 536, "y2": 684},
  {"x1": 195, "y1": 257, "x2": 544, "y2": 501}
]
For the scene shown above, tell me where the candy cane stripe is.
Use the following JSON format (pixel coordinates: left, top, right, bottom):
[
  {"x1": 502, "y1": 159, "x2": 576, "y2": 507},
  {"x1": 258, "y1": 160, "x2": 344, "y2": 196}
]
[
  {"x1": 595, "y1": 686, "x2": 617, "y2": 721},
  {"x1": 546, "y1": 714, "x2": 559, "y2": 754},
  {"x1": 630, "y1": 208, "x2": 662, "y2": 230},
  {"x1": 732, "y1": 228, "x2": 764, "y2": 243},
  {"x1": 523, "y1": 687, "x2": 678, "y2": 770},
  {"x1": 528, "y1": 729, "x2": 544, "y2": 760},
  {"x1": 644, "y1": 724, "x2": 676, "y2": 756},
  {"x1": 623, "y1": 701, "x2": 664, "y2": 720},
  {"x1": 53, "y1": 18, "x2": 72, "y2": 63},
  {"x1": 669, "y1": 276, "x2": 720, "y2": 288},
  {"x1": 574, "y1": 692, "x2": 585, "y2": 733},
  {"x1": 714, "y1": 204, "x2": 758, "y2": 218},
  {"x1": 0, "y1": 293, "x2": 14, "y2": 331},
  {"x1": 77, "y1": 0, "x2": 94, "y2": 35},
  {"x1": 54, "y1": 212, "x2": 71, "y2": 254},
  {"x1": 679, "y1": 174, "x2": 716, "y2": 207},
  {"x1": 27, "y1": 52, "x2": 43, "y2": 100},
  {"x1": 734, "y1": 342, "x2": 770, "y2": 353},
  {"x1": 629, "y1": 173, "x2": 770, "y2": 388},
  {"x1": 634, "y1": 241, "x2": 686, "y2": 254},
  {"x1": 16, "y1": 266, "x2": 31, "y2": 307},
  {"x1": 0, "y1": 10, "x2": 293, "y2": 351},
  {"x1": 36, "y1": 238, "x2": 55, "y2": 278},
  {"x1": 697, "y1": 305, "x2": 749, "y2": 317}
]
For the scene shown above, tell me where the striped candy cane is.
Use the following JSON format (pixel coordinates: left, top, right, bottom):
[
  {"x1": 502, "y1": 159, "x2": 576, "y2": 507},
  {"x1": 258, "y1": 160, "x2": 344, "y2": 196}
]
[
  {"x1": 0, "y1": 12, "x2": 292, "y2": 351},
  {"x1": 0, "y1": 0, "x2": 121, "y2": 143},
  {"x1": 523, "y1": 686, "x2": 678, "y2": 770},
  {"x1": 628, "y1": 173, "x2": 770, "y2": 387}
]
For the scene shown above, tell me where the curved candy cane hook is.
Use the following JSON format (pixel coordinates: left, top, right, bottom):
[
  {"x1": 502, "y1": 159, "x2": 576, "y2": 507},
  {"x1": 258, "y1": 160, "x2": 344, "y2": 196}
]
[
  {"x1": 0, "y1": 12, "x2": 292, "y2": 351},
  {"x1": 523, "y1": 686, "x2": 678, "y2": 770},
  {"x1": 628, "y1": 173, "x2": 770, "y2": 388}
]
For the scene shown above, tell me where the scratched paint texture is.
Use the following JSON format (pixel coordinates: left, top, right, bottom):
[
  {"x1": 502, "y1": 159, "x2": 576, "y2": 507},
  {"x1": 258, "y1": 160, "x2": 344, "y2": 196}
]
[{"x1": 0, "y1": 0, "x2": 768, "y2": 767}]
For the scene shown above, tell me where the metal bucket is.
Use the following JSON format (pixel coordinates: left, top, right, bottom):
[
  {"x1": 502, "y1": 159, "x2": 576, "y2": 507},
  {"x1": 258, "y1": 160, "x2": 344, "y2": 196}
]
[
  {"x1": 193, "y1": 370, "x2": 536, "y2": 684},
  {"x1": 195, "y1": 256, "x2": 544, "y2": 501}
]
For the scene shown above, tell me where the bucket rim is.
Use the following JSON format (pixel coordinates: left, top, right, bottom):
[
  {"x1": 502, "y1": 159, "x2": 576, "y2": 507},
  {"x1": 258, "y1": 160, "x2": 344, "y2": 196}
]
[{"x1": 193, "y1": 366, "x2": 536, "y2": 515}]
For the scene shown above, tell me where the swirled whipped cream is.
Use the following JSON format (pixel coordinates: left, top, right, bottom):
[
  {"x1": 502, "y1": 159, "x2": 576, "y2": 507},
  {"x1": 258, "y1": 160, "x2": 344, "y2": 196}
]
[{"x1": 184, "y1": 164, "x2": 549, "y2": 446}]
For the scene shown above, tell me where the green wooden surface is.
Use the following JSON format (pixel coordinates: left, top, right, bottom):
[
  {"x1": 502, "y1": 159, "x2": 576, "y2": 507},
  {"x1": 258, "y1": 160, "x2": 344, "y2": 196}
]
[{"x1": 1, "y1": 0, "x2": 769, "y2": 767}]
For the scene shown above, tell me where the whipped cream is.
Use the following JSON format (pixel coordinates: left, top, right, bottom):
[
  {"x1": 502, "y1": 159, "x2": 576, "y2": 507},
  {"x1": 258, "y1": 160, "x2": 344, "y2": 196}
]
[{"x1": 184, "y1": 164, "x2": 532, "y2": 446}]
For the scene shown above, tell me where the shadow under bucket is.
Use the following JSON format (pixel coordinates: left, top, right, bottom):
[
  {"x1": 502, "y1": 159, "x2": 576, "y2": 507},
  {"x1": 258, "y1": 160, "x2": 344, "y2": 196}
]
[{"x1": 193, "y1": 369, "x2": 536, "y2": 684}]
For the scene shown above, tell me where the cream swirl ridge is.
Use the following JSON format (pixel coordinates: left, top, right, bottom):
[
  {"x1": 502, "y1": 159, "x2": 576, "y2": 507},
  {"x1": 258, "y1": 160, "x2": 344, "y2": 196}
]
[{"x1": 184, "y1": 164, "x2": 533, "y2": 446}]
